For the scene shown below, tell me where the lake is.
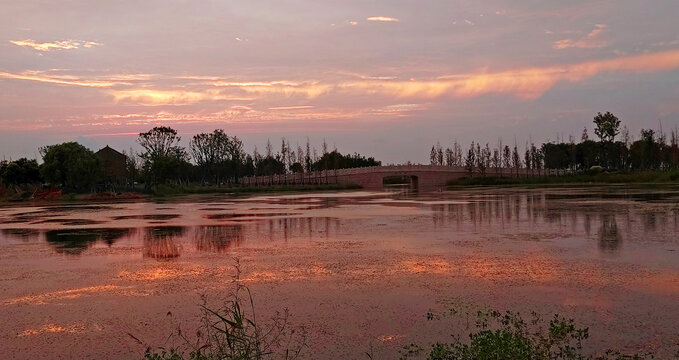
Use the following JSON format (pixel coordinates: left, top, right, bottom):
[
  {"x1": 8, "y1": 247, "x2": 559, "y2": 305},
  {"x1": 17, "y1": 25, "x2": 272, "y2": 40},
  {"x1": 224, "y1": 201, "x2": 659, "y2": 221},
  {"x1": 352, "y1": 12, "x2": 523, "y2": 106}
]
[{"x1": 1, "y1": 186, "x2": 679, "y2": 359}]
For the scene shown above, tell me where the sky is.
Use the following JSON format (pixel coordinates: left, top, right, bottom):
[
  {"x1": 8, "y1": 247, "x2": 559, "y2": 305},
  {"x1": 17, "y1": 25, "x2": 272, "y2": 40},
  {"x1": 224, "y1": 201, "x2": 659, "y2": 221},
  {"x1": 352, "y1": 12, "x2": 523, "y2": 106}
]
[{"x1": 1, "y1": 0, "x2": 679, "y2": 164}]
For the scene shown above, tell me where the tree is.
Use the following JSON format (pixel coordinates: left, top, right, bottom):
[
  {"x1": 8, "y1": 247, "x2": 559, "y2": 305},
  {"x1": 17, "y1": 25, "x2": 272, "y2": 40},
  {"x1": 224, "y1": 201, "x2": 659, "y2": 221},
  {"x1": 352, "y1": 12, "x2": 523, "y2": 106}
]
[
  {"x1": 138, "y1": 126, "x2": 184, "y2": 160},
  {"x1": 630, "y1": 129, "x2": 660, "y2": 170},
  {"x1": 305, "y1": 138, "x2": 312, "y2": 172},
  {"x1": 123, "y1": 149, "x2": 142, "y2": 183},
  {"x1": 502, "y1": 145, "x2": 511, "y2": 170},
  {"x1": 190, "y1": 129, "x2": 233, "y2": 183},
  {"x1": 40, "y1": 142, "x2": 100, "y2": 191},
  {"x1": 296, "y1": 144, "x2": 304, "y2": 170},
  {"x1": 465, "y1": 142, "x2": 476, "y2": 175},
  {"x1": 524, "y1": 144, "x2": 531, "y2": 174},
  {"x1": 492, "y1": 147, "x2": 501, "y2": 175},
  {"x1": 0, "y1": 158, "x2": 41, "y2": 185},
  {"x1": 290, "y1": 162, "x2": 304, "y2": 173},
  {"x1": 138, "y1": 127, "x2": 189, "y2": 186},
  {"x1": 255, "y1": 156, "x2": 286, "y2": 176},
  {"x1": 430, "y1": 145, "x2": 437, "y2": 165},
  {"x1": 265, "y1": 139, "x2": 273, "y2": 158},
  {"x1": 593, "y1": 112, "x2": 621, "y2": 168},
  {"x1": 312, "y1": 151, "x2": 380, "y2": 171},
  {"x1": 512, "y1": 145, "x2": 521, "y2": 176},
  {"x1": 280, "y1": 138, "x2": 288, "y2": 172},
  {"x1": 445, "y1": 147, "x2": 454, "y2": 166},
  {"x1": 453, "y1": 141, "x2": 463, "y2": 166}
]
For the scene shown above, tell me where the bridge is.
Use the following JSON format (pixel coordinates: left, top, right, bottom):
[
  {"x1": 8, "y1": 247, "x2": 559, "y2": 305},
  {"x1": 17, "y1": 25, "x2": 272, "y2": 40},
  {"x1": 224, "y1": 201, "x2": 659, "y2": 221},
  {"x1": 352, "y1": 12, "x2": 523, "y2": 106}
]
[{"x1": 241, "y1": 165, "x2": 558, "y2": 189}]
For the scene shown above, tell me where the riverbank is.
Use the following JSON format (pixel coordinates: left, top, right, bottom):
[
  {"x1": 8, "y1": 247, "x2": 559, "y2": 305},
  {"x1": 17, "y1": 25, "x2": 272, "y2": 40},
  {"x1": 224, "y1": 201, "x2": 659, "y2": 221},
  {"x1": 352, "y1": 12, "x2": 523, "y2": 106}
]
[
  {"x1": 150, "y1": 183, "x2": 362, "y2": 197},
  {"x1": 446, "y1": 170, "x2": 679, "y2": 187},
  {"x1": 0, "y1": 183, "x2": 363, "y2": 205}
]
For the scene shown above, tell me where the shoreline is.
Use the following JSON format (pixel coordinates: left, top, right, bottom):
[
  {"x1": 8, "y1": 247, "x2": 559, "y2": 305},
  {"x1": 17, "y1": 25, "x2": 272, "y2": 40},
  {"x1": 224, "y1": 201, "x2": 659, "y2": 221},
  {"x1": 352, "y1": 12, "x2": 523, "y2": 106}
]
[
  {"x1": 0, "y1": 183, "x2": 364, "y2": 206},
  {"x1": 446, "y1": 170, "x2": 679, "y2": 188}
]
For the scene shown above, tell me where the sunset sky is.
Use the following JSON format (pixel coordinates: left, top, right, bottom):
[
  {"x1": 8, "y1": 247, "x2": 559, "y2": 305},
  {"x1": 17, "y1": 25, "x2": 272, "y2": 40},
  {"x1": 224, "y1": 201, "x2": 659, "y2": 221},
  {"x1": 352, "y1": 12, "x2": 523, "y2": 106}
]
[{"x1": 2, "y1": 1, "x2": 679, "y2": 163}]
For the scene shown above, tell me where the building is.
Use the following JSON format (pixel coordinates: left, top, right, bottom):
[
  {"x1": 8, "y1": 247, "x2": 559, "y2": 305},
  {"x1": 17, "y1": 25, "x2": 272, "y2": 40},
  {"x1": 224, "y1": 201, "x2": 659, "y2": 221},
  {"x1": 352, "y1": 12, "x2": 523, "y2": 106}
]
[{"x1": 95, "y1": 145, "x2": 128, "y2": 183}]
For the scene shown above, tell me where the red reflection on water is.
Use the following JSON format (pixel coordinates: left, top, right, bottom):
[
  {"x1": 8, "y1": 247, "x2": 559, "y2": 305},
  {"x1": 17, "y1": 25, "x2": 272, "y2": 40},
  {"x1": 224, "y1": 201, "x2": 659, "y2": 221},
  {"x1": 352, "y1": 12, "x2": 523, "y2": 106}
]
[{"x1": 4, "y1": 285, "x2": 119, "y2": 306}]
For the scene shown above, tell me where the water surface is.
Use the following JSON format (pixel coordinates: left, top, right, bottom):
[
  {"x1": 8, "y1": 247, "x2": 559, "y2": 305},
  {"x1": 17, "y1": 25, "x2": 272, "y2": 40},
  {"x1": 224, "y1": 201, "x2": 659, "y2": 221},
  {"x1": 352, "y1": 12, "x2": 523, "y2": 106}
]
[{"x1": 1, "y1": 186, "x2": 679, "y2": 358}]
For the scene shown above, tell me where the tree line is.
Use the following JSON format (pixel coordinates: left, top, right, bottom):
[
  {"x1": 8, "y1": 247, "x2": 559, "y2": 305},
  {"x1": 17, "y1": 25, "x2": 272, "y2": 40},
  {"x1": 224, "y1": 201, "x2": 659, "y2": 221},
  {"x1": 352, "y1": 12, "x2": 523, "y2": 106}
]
[
  {"x1": 429, "y1": 112, "x2": 679, "y2": 175},
  {"x1": 0, "y1": 126, "x2": 380, "y2": 192}
]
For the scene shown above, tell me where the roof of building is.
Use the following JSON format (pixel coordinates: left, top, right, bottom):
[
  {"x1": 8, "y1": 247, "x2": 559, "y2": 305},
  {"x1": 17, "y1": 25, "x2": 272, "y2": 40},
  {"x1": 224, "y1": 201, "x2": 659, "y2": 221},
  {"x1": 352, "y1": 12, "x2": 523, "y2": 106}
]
[{"x1": 95, "y1": 145, "x2": 126, "y2": 158}]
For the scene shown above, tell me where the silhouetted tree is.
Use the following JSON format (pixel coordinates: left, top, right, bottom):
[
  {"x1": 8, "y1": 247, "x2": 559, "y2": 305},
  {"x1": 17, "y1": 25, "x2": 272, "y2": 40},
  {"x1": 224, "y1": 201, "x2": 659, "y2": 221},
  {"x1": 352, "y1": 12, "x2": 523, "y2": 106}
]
[
  {"x1": 502, "y1": 145, "x2": 511, "y2": 170},
  {"x1": 138, "y1": 127, "x2": 190, "y2": 186},
  {"x1": 465, "y1": 142, "x2": 476, "y2": 175},
  {"x1": 40, "y1": 142, "x2": 100, "y2": 191},
  {"x1": 430, "y1": 145, "x2": 437, "y2": 165},
  {"x1": 0, "y1": 158, "x2": 41, "y2": 185},
  {"x1": 312, "y1": 151, "x2": 380, "y2": 170},
  {"x1": 593, "y1": 112, "x2": 621, "y2": 167}
]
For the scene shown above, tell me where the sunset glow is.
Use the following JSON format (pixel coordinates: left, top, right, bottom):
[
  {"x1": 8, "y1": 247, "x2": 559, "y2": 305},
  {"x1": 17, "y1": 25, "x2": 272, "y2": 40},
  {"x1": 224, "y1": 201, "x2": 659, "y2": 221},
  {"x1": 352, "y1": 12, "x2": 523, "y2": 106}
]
[{"x1": 1, "y1": 1, "x2": 679, "y2": 163}]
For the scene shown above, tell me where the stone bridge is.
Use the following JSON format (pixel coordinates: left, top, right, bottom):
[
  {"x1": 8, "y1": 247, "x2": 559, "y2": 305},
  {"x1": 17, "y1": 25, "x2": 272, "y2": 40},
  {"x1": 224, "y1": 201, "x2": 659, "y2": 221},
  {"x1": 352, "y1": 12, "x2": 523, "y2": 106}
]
[{"x1": 241, "y1": 165, "x2": 557, "y2": 189}]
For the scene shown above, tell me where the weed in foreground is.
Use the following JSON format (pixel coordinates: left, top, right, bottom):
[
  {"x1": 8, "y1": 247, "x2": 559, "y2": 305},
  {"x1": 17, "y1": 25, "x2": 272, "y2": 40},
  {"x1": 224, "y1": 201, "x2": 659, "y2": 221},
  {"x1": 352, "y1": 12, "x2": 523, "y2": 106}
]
[
  {"x1": 135, "y1": 262, "x2": 307, "y2": 360},
  {"x1": 418, "y1": 308, "x2": 650, "y2": 360}
]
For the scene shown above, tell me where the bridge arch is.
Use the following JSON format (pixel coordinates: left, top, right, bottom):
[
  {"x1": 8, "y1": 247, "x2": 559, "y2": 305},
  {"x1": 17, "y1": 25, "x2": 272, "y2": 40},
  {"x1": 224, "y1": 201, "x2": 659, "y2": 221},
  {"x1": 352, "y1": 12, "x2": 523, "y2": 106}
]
[{"x1": 382, "y1": 174, "x2": 419, "y2": 189}]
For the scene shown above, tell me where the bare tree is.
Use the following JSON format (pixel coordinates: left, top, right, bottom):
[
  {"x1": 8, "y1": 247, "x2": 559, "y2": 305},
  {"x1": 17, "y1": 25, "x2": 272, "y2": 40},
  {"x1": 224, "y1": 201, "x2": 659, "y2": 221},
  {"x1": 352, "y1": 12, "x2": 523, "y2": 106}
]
[
  {"x1": 512, "y1": 144, "x2": 521, "y2": 176},
  {"x1": 492, "y1": 147, "x2": 501, "y2": 176},
  {"x1": 465, "y1": 141, "x2": 476, "y2": 175},
  {"x1": 503, "y1": 145, "x2": 511, "y2": 171},
  {"x1": 436, "y1": 142, "x2": 444, "y2": 165},
  {"x1": 430, "y1": 145, "x2": 437, "y2": 165},
  {"x1": 265, "y1": 139, "x2": 273, "y2": 158}
]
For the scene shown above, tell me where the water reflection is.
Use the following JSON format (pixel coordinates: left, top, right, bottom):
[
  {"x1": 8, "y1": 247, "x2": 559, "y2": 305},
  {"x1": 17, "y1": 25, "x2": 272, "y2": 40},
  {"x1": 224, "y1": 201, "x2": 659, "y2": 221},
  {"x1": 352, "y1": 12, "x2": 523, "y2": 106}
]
[
  {"x1": 1, "y1": 229, "x2": 40, "y2": 242},
  {"x1": 195, "y1": 225, "x2": 244, "y2": 252},
  {"x1": 143, "y1": 227, "x2": 185, "y2": 260},
  {"x1": 598, "y1": 216, "x2": 621, "y2": 253},
  {"x1": 427, "y1": 190, "x2": 679, "y2": 253},
  {"x1": 45, "y1": 228, "x2": 133, "y2": 255}
]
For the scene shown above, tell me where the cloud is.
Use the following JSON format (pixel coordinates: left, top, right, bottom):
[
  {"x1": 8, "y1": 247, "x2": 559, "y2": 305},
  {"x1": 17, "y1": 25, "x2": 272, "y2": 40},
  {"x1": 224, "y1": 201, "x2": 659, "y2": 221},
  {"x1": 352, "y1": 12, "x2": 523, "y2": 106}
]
[
  {"x1": 553, "y1": 24, "x2": 608, "y2": 50},
  {"x1": 0, "y1": 71, "x2": 114, "y2": 87},
  {"x1": 205, "y1": 80, "x2": 332, "y2": 98},
  {"x1": 9, "y1": 39, "x2": 101, "y2": 52},
  {"x1": 0, "y1": 71, "x2": 154, "y2": 87},
  {"x1": 339, "y1": 50, "x2": 679, "y2": 100},
  {"x1": 109, "y1": 89, "x2": 250, "y2": 105},
  {"x1": 367, "y1": 16, "x2": 399, "y2": 22},
  {"x1": 268, "y1": 105, "x2": 315, "y2": 110},
  {"x1": 6, "y1": 50, "x2": 679, "y2": 109}
]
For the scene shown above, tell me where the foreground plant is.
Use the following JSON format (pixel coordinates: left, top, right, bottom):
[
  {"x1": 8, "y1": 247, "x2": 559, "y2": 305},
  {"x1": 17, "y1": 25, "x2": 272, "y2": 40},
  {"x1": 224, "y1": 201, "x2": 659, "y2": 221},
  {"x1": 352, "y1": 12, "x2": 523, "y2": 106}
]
[
  {"x1": 421, "y1": 308, "x2": 647, "y2": 360},
  {"x1": 137, "y1": 264, "x2": 307, "y2": 360}
]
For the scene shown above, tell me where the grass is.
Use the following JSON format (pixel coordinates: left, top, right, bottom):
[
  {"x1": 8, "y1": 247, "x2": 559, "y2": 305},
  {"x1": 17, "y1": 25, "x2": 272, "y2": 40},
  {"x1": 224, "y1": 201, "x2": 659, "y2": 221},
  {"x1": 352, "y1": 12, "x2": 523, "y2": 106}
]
[
  {"x1": 151, "y1": 183, "x2": 361, "y2": 197},
  {"x1": 413, "y1": 307, "x2": 654, "y2": 360},
  {"x1": 447, "y1": 170, "x2": 679, "y2": 188},
  {"x1": 137, "y1": 263, "x2": 307, "y2": 360}
]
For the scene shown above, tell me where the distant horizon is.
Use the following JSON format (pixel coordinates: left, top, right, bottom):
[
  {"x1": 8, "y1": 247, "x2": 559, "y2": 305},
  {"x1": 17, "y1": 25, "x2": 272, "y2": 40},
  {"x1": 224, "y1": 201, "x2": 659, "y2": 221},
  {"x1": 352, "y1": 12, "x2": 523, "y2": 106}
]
[
  {"x1": 2, "y1": 118, "x2": 676, "y2": 165},
  {"x1": 2, "y1": 1, "x2": 679, "y2": 164}
]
